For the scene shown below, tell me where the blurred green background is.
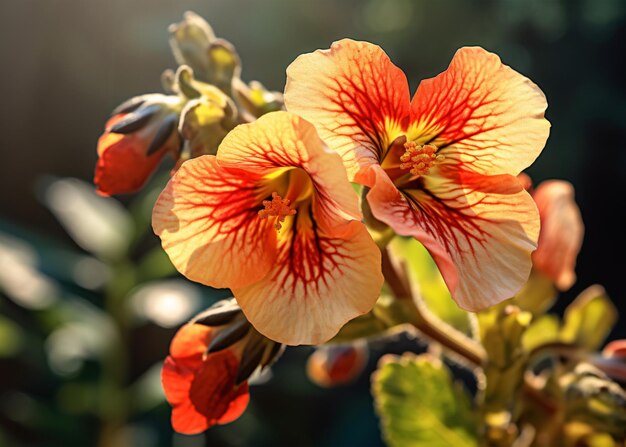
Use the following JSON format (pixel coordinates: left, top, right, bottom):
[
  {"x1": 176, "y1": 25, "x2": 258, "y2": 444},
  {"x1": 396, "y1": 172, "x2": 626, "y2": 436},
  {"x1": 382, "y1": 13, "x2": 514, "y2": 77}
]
[{"x1": 0, "y1": 0, "x2": 625, "y2": 446}]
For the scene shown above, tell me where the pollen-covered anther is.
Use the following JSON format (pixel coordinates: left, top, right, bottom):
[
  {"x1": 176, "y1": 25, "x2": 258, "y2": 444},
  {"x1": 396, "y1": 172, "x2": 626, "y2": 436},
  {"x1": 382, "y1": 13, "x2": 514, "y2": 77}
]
[
  {"x1": 258, "y1": 192, "x2": 297, "y2": 230},
  {"x1": 399, "y1": 142, "x2": 444, "y2": 176}
]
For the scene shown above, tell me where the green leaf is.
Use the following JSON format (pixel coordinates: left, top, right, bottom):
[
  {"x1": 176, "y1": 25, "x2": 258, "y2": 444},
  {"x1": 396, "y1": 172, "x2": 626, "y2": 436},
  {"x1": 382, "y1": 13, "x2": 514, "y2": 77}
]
[
  {"x1": 372, "y1": 353, "x2": 478, "y2": 447},
  {"x1": 136, "y1": 245, "x2": 177, "y2": 282},
  {"x1": 0, "y1": 315, "x2": 25, "y2": 357},
  {"x1": 389, "y1": 237, "x2": 472, "y2": 336},
  {"x1": 560, "y1": 285, "x2": 617, "y2": 350}
]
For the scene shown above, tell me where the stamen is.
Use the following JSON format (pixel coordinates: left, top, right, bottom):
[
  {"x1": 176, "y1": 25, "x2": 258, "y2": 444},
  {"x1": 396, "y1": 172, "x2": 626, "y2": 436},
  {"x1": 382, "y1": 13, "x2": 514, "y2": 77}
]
[
  {"x1": 399, "y1": 142, "x2": 444, "y2": 177},
  {"x1": 258, "y1": 192, "x2": 297, "y2": 231}
]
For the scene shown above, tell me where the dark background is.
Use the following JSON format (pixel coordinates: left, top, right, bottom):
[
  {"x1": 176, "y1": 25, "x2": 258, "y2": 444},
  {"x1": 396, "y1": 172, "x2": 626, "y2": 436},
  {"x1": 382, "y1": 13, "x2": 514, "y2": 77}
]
[{"x1": 0, "y1": 0, "x2": 625, "y2": 446}]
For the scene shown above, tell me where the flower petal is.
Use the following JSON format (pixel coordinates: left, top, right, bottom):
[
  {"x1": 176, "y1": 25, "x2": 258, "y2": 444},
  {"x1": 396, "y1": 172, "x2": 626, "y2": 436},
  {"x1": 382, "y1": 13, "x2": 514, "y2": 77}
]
[
  {"x1": 367, "y1": 165, "x2": 539, "y2": 310},
  {"x1": 161, "y1": 323, "x2": 249, "y2": 434},
  {"x1": 532, "y1": 180, "x2": 583, "y2": 291},
  {"x1": 163, "y1": 352, "x2": 249, "y2": 434},
  {"x1": 233, "y1": 212, "x2": 383, "y2": 346},
  {"x1": 284, "y1": 39, "x2": 410, "y2": 184},
  {"x1": 168, "y1": 323, "x2": 213, "y2": 368},
  {"x1": 217, "y1": 111, "x2": 362, "y2": 222},
  {"x1": 410, "y1": 47, "x2": 550, "y2": 176},
  {"x1": 152, "y1": 155, "x2": 276, "y2": 289}
]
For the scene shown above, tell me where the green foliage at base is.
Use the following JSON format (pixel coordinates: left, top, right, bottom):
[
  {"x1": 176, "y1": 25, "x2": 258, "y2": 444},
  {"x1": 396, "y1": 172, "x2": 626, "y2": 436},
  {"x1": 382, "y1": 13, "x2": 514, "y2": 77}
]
[{"x1": 372, "y1": 353, "x2": 477, "y2": 447}]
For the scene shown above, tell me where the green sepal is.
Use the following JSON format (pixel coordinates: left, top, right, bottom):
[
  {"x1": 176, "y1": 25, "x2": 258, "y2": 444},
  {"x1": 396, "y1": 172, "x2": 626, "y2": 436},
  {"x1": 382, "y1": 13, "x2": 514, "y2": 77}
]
[{"x1": 560, "y1": 285, "x2": 617, "y2": 351}]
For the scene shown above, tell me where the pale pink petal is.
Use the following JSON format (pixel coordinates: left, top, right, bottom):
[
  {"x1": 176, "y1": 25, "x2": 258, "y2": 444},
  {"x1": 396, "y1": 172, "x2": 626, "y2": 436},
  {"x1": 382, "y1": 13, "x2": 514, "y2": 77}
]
[{"x1": 532, "y1": 180, "x2": 584, "y2": 291}]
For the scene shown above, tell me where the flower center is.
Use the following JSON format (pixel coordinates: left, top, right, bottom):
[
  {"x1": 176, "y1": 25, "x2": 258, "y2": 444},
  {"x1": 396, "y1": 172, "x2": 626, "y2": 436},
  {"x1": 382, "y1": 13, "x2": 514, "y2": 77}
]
[
  {"x1": 258, "y1": 192, "x2": 297, "y2": 231},
  {"x1": 399, "y1": 142, "x2": 444, "y2": 176}
]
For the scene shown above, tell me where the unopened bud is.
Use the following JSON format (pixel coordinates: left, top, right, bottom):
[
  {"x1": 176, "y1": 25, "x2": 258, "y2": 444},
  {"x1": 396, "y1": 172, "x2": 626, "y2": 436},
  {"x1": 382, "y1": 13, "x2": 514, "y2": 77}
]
[
  {"x1": 307, "y1": 342, "x2": 369, "y2": 387},
  {"x1": 207, "y1": 316, "x2": 250, "y2": 353},
  {"x1": 169, "y1": 12, "x2": 240, "y2": 91},
  {"x1": 233, "y1": 78, "x2": 283, "y2": 119},
  {"x1": 169, "y1": 11, "x2": 215, "y2": 79}
]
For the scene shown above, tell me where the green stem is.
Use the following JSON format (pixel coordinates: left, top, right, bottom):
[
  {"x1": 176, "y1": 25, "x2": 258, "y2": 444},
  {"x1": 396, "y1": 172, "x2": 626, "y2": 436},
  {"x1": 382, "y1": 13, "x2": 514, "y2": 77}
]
[
  {"x1": 381, "y1": 247, "x2": 486, "y2": 367},
  {"x1": 98, "y1": 260, "x2": 135, "y2": 447}
]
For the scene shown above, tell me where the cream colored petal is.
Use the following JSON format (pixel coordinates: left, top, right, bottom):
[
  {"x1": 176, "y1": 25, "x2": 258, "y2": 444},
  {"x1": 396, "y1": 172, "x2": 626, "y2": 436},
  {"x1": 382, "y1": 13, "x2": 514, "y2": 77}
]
[
  {"x1": 284, "y1": 39, "x2": 410, "y2": 184},
  {"x1": 367, "y1": 165, "x2": 539, "y2": 310},
  {"x1": 152, "y1": 155, "x2": 276, "y2": 289},
  {"x1": 410, "y1": 47, "x2": 550, "y2": 176}
]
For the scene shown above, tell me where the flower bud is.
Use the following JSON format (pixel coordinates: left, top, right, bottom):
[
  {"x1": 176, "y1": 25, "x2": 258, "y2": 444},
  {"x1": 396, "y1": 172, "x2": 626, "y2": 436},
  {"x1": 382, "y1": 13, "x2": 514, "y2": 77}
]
[
  {"x1": 95, "y1": 94, "x2": 183, "y2": 196},
  {"x1": 169, "y1": 12, "x2": 240, "y2": 91},
  {"x1": 233, "y1": 78, "x2": 283, "y2": 119},
  {"x1": 175, "y1": 67, "x2": 238, "y2": 158},
  {"x1": 169, "y1": 11, "x2": 215, "y2": 77},
  {"x1": 162, "y1": 299, "x2": 283, "y2": 434},
  {"x1": 306, "y1": 341, "x2": 369, "y2": 387}
]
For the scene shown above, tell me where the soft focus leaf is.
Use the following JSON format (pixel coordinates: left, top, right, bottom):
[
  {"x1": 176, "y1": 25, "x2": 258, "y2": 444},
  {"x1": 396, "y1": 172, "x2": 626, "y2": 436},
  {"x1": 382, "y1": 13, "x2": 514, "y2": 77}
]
[
  {"x1": 512, "y1": 269, "x2": 557, "y2": 316},
  {"x1": 0, "y1": 233, "x2": 59, "y2": 309},
  {"x1": 389, "y1": 237, "x2": 472, "y2": 336},
  {"x1": 46, "y1": 298, "x2": 117, "y2": 375},
  {"x1": 522, "y1": 314, "x2": 560, "y2": 351},
  {"x1": 136, "y1": 245, "x2": 177, "y2": 282},
  {"x1": 372, "y1": 353, "x2": 477, "y2": 447},
  {"x1": 129, "y1": 362, "x2": 165, "y2": 413},
  {"x1": 128, "y1": 280, "x2": 201, "y2": 328},
  {"x1": 0, "y1": 315, "x2": 25, "y2": 357},
  {"x1": 39, "y1": 178, "x2": 133, "y2": 260},
  {"x1": 560, "y1": 285, "x2": 617, "y2": 350}
]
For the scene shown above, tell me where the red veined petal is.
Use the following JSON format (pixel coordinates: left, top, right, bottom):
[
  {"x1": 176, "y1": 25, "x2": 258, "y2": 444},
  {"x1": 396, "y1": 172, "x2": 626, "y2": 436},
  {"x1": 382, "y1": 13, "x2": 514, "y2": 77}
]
[
  {"x1": 233, "y1": 210, "x2": 383, "y2": 346},
  {"x1": 367, "y1": 165, "x2": 539, "y2": 310},
  {"x1": 217, "y1": 111, "x2": 362, "y2": 222},
  {"x1": 409, "y1": 47, "x2": 550, "y2": 176},
  {"x1": 284, "y1": 39, "x2": 411, "y2": 185},
  {"x1": 532, "y1": 180, "x2": 583, "y2": 291},
  {"x1": 152, "y1": 155, "x2": 276, "y2": 289}
]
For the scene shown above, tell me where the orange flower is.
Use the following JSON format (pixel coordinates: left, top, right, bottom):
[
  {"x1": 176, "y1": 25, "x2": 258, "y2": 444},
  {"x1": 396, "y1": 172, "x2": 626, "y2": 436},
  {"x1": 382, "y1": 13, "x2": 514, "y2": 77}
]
[
  {"x1": 306, "y1": 342, "x2": 369, "y2": 387},
  {"x1": 95, "y1": 95, "x2": 182, "y2": 196},
  {"x1": 530, "y1": 179, "x2": 584, "y2": 291},
  {"x1": 153, "y1": 111, "x2": 383, "y2": 345},
  {"x1": 162, "y1": 300, "x2": 282, "y2": 434},
  {"x1": 285, "y1": 40, "x2": 550, "y2": 310},
  {"x1": 163, "y1": 324, "x2": 248, "y2": 434}
]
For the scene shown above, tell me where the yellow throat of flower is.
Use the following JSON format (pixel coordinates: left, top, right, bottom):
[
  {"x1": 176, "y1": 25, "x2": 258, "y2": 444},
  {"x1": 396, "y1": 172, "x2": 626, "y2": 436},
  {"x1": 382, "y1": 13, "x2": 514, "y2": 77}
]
[{"x1": 258, "y1": 168, "x2": 311, "y2": 231}]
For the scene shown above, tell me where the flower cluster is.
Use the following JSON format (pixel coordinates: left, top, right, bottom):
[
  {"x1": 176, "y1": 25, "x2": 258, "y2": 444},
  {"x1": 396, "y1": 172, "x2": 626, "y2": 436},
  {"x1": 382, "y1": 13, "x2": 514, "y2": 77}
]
[{"x1": 95, "y1": 12, "x2": 624, "y2": 446}]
